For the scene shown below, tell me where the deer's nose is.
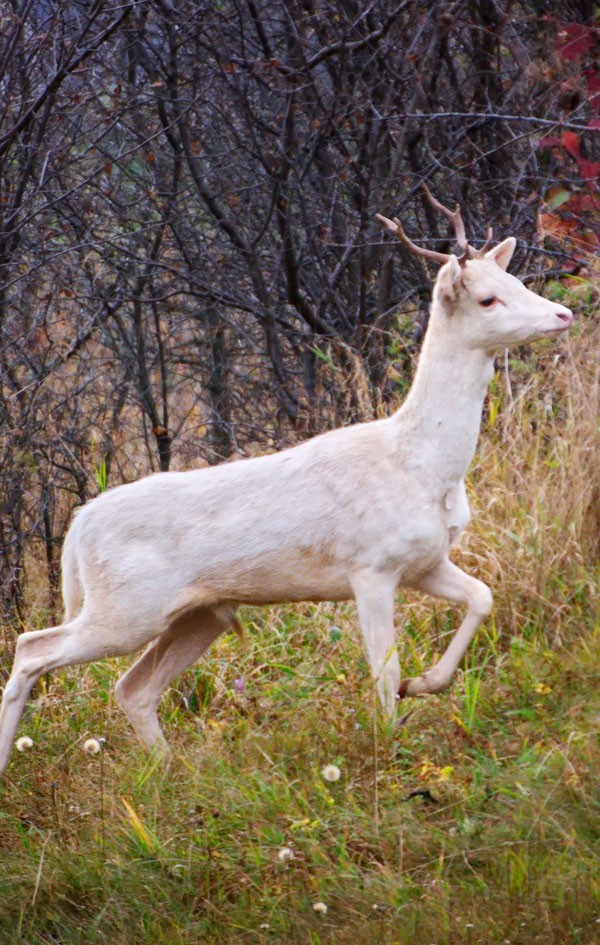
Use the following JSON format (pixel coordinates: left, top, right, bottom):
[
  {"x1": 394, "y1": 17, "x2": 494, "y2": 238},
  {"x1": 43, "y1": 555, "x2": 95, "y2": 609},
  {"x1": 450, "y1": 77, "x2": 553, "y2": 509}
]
[{"x1": 556, "y1": 309, "x2": 573, "y2": 326}]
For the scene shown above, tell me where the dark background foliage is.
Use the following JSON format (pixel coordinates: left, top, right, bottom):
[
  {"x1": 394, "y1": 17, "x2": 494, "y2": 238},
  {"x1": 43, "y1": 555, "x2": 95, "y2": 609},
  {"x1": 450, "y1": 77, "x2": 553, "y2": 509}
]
[{"x1": 0, "y1": 0, "x2": 598, "y2": 619}]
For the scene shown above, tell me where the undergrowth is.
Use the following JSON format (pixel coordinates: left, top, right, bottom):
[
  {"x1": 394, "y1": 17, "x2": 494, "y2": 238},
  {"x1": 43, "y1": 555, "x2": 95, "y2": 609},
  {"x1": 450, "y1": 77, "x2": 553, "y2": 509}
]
[{"x1": 0, "y1": 313, "x2": 598, "y2": 945}]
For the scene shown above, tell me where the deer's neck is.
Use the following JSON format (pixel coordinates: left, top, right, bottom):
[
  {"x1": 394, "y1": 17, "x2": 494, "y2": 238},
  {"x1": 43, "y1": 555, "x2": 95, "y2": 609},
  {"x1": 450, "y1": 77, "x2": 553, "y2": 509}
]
[{"x1": 393, "y1": 324, "x2": 494, "y2": 484}]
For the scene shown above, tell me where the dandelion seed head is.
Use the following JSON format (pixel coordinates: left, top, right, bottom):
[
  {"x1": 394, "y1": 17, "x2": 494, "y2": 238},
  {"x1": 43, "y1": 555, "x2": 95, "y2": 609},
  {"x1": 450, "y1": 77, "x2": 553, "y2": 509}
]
[
  {"x1": 313, "y1": 901, "x2": 328, "y2": 914},
  {"x1": 278, "y1": 846, "x2": 294, "y2": 862},
  {"x1": 16, "y1": 736, "x2": 33, "y2": 752},
  {"x1": 83, "y1": 738, "x2": 102, "y2": 754},
  {"x1": 321, "y1": 763, "x2": 341, "y2": 782}
]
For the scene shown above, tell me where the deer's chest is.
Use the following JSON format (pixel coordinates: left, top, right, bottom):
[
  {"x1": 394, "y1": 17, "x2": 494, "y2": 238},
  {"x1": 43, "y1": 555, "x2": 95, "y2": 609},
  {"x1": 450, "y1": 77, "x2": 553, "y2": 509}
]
[
  {"x1": 442, "y1": 479, "x2": 471, "y2": 547},
  {"x1": 340, "y1": 476, "x2": 469, "y2": 580}
]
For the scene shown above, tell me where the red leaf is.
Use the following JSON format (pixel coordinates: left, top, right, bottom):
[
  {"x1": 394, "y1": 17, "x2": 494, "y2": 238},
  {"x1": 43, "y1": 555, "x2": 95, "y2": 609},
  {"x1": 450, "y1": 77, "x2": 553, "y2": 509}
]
[
  {"x1": 537, "y1": 136, "x2": 561, "y2": 148},
  {"x1": 561, "y1": 130, "x2": 581, "y2": 161},
  {"x1": 556, "y1": 22, "x2": 594, "y2": 62},
  {"x1": 587, "y1": 118, "x2": 600, "y2": 129},
  {"x1": 578, "y1": 160, "x2": 600, "y2": 183},
  {"x1": 586, "y1": 69, "x2": 600, "y2": 114},
  {"x1": 568, "y1": 192, "x2": 600, "y2": 213},
  {"x1": 587, "y1": 70, "x2": 600, "y2": 93}
]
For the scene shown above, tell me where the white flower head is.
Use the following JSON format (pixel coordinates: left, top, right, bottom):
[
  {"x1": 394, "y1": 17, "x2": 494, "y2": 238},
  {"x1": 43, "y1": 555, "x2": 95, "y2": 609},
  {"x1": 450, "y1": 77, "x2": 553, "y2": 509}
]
[
  {"x1": 83, "y1": 738, "x2": 102, "y2": 755},
  {"x1": 16, "y1": 736, "x2": 33, "y2": 752},
  {"x1": 313, "y1": 901, "x2": 328, "y2": 914},
  {"x1": 278, "y1": 846, "x2": 295, "y2": 862},
  {"x1": 321, "y1": 763, "x2": 341, "y2": 783}
]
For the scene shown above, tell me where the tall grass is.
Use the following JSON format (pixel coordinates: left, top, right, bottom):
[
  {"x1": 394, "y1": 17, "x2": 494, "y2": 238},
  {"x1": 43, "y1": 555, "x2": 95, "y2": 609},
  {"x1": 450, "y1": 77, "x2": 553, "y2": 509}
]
[{"x1": 0, "y1": 312, "x2": 598, "y2": 945}]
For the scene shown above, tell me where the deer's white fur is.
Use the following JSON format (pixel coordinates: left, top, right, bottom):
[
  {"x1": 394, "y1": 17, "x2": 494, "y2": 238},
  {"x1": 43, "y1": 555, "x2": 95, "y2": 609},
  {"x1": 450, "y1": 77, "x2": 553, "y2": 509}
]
[{"x1": 0, "y1": 234, "x2": 573, "y2": 775}]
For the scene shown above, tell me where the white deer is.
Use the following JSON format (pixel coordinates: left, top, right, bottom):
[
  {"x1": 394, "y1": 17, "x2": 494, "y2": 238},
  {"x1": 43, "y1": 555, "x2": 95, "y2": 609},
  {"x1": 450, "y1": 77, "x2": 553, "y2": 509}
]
[{"x1": 0, "y1": 190, "x2": 573, "y2": 775}]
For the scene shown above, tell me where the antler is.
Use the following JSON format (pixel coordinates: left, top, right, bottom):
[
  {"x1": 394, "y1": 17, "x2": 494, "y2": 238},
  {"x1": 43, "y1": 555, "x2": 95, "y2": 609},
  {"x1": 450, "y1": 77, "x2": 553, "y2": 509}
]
[
  {"x1": 375, "y1": 213, "x2": 452, "y2": 264},
  {"x1": 421, "y1": 184, "x2": 470, "y2": 259},
  {"x1": 473, "y1": 226, "x2": 494, "y2": 257},
  {"x1": 376, "y1": 185, "x2": 493, "y2": 263}
]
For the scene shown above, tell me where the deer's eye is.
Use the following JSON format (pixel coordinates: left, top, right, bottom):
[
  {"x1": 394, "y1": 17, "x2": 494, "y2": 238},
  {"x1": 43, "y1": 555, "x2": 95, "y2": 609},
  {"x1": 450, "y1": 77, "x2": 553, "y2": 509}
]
[{"x1": 479, "y1": 296, "x2": 496, "y2": 307}]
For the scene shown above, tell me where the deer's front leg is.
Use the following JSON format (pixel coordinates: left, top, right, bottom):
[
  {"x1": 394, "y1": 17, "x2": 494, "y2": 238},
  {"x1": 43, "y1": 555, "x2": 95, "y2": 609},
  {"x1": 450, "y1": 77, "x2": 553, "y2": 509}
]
[
  {"x1": 399, "y1": 557, "x2": 493, "y2": 698},
  {"x1": 351, "y1": 569, "x2": 399, "y2": 714}
]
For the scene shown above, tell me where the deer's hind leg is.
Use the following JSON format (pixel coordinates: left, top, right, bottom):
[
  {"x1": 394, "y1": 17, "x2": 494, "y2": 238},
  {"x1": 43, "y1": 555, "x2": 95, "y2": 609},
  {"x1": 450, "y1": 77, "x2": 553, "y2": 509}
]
[
  {"x1": 114, "y1": 605, "x2": 239, "y2": 750},
  {"x1": 0, "y1": 612, "x2": 133, "y2": 777}
]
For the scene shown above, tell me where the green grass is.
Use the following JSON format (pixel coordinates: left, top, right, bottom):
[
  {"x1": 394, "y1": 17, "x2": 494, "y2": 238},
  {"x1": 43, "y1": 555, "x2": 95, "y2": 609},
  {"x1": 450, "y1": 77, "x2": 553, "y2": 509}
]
[
  {"x1": 0, "y1": 317, "x2": 598, "y2": 945},
  {"x1": 0, "y1": 606, "x2": 598, "y2": 944}
]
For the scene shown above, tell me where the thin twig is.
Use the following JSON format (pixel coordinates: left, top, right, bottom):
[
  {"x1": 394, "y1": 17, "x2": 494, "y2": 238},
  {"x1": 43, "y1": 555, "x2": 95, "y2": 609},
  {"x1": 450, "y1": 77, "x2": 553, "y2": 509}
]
[{"x1": 377, "y1": 112, "x2": 596, "y2": 132}]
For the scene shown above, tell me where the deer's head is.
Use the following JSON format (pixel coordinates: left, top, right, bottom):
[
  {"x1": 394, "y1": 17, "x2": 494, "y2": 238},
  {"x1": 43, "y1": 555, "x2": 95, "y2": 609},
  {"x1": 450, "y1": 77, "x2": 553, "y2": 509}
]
[{"x1": 377, "y1": 187, "x2": 573, "y2": 353}]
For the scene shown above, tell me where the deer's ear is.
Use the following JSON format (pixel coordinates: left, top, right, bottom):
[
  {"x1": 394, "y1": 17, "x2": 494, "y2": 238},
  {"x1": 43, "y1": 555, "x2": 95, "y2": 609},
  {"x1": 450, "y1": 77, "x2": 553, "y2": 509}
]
[
  {"x1": 437, "y1": 254, "x2": 462, "y2": 307},
  {"x1": 485, "y1": 237, "x2": 516, "y2": 271}
]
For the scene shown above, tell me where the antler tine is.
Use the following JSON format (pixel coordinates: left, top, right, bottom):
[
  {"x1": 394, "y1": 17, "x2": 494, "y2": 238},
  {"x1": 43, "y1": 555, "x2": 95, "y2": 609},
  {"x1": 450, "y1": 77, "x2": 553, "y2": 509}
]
[
  {"x1": 375, "y1": 213, "x2": 451, "y2": 265},
  {"x1": 474, "y1": 226, "x2": 494, "y2": 257},
  {"x1": 421, "y1": 184, "x2": 471, "y2": 258}
]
